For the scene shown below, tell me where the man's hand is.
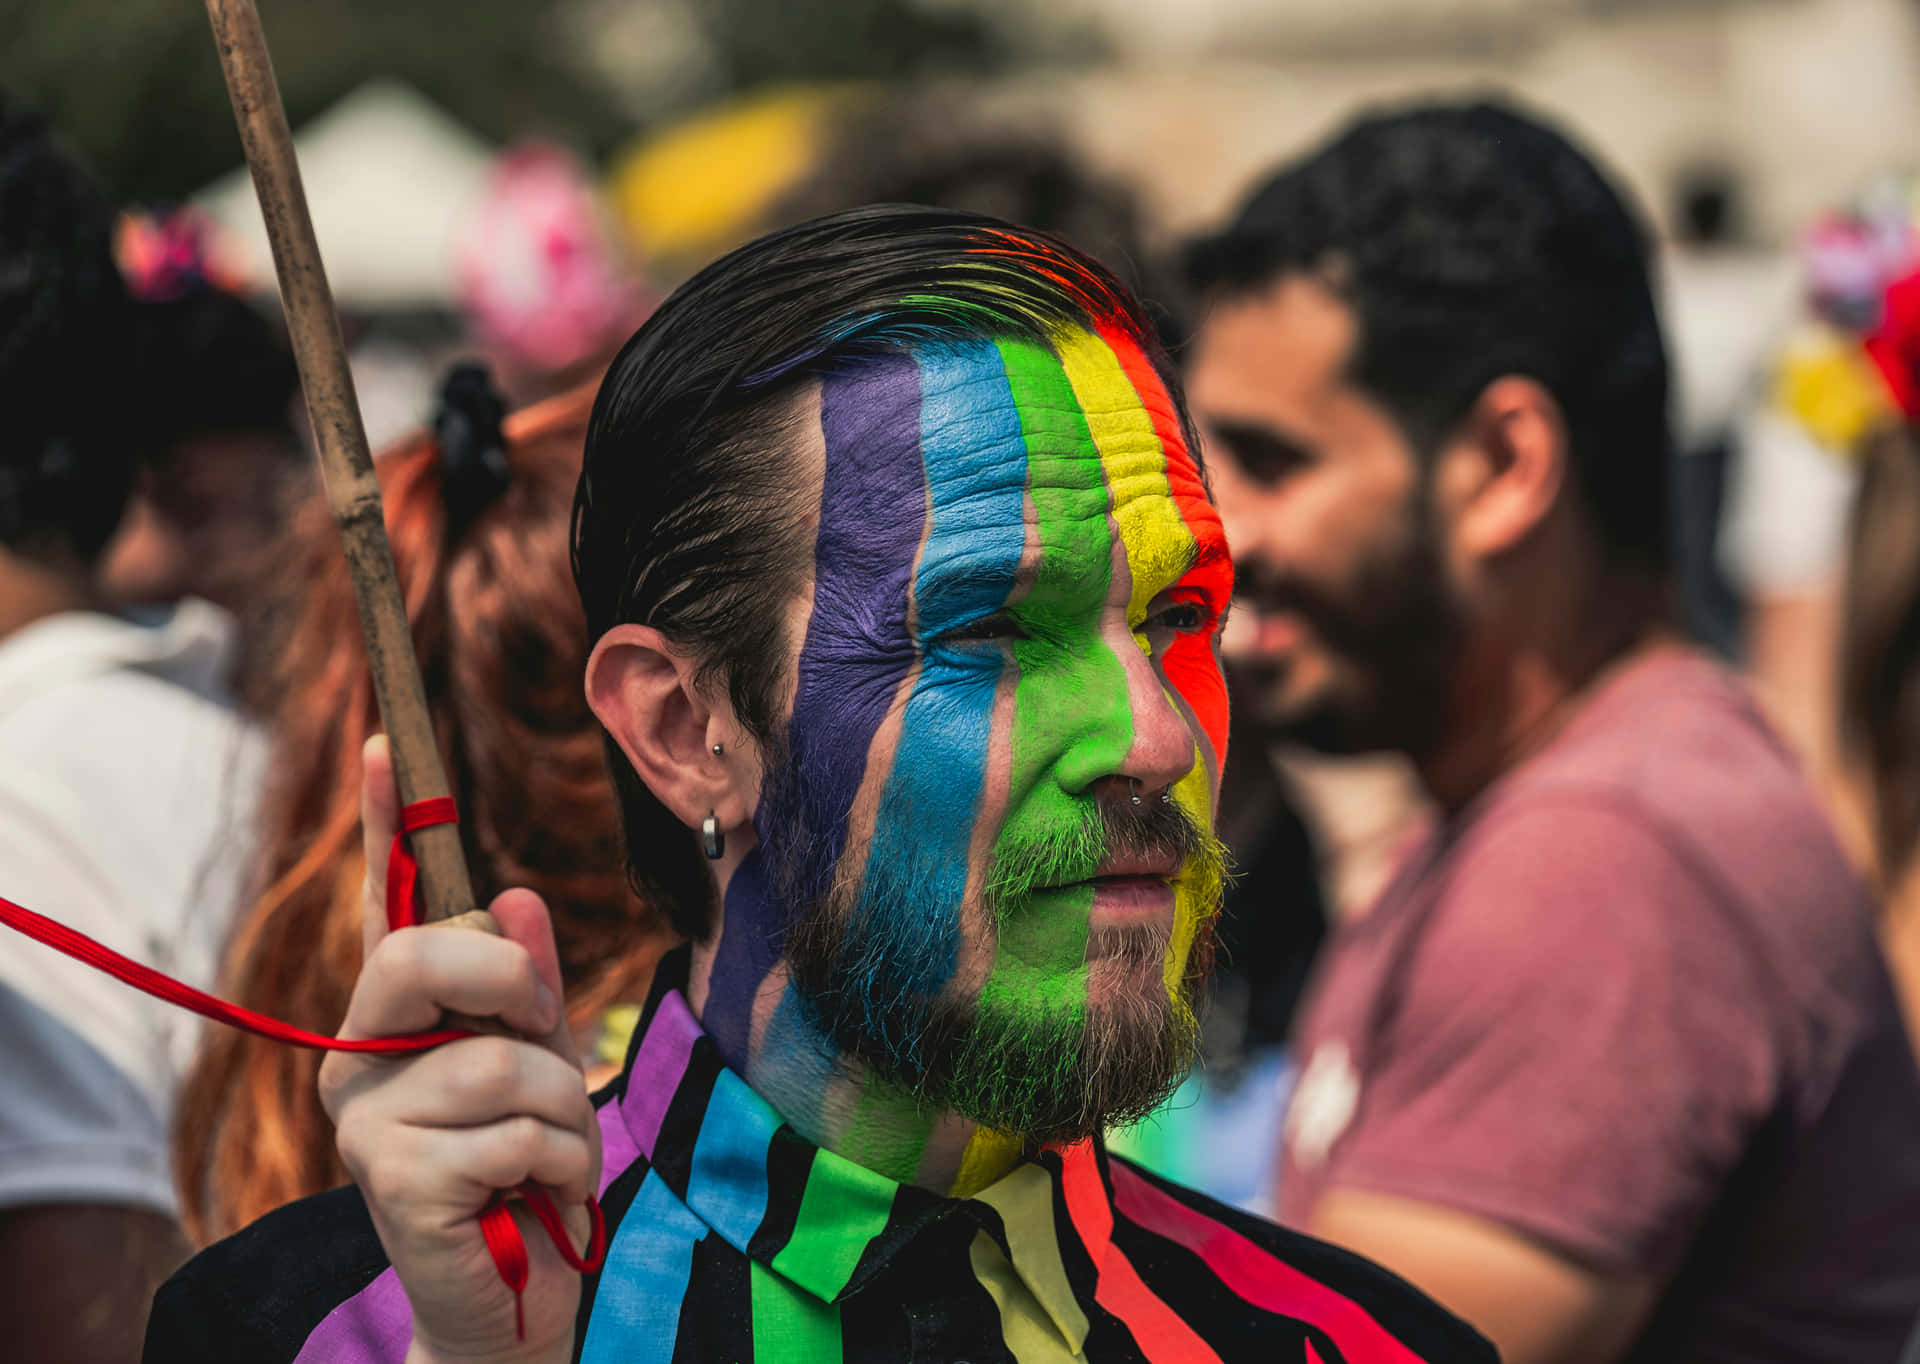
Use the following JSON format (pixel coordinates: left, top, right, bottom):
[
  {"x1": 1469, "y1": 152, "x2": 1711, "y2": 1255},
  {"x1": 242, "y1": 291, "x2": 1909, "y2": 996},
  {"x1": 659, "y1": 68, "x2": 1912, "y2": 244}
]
[
  {"x1": 1311, "y1": 1189, "x2": 1656, "y2": 1364},
  {"x1": 319, "y1": 737, "x2": 600, "y2": 1364}
]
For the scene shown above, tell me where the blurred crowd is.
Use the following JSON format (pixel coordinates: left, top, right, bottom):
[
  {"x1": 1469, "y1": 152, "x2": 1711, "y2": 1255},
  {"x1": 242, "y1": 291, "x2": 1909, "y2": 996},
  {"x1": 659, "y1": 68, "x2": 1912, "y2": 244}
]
[{"x1": 4, "y1": 34, "x2": 1920, "y2": 1364}]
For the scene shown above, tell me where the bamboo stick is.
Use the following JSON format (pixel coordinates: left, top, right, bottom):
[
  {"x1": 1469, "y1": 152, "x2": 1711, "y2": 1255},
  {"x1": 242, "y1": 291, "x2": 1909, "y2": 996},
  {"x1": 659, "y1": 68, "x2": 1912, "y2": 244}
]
[{"x1": 203, "y1": 0, "x2": 484, "y2": 930}]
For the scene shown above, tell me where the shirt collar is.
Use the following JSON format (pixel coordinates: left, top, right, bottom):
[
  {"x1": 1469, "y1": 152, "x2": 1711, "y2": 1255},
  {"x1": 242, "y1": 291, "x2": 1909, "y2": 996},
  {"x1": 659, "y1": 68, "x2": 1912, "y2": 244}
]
[{"x1": 609, "y1": 947, "x2": 1117, "y2": 1349}]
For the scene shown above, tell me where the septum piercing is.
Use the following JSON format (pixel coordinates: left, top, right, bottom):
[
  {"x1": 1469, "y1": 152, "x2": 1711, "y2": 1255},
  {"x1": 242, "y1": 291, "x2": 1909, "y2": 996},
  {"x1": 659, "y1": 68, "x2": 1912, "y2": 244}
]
[{"x1": 1130, "y1": 780, "x2": 1143, "y2": 806}]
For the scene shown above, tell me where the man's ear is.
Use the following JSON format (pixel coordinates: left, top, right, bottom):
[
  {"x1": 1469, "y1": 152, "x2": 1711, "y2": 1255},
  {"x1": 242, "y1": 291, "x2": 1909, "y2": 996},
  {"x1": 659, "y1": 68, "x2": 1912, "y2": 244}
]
[
  {"x1": 585, "y1": 625, "x2": 753, "y2": 835},
  {"x1": 1441, "y1": 375, "x2": 1569, "y2": 562}
]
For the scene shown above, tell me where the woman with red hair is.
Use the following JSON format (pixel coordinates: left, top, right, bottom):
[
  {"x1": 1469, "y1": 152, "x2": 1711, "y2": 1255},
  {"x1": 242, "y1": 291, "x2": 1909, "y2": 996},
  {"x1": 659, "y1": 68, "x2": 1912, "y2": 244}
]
[{"x1": 173, "y1": 366, "x2": 667, "y2": 1244}]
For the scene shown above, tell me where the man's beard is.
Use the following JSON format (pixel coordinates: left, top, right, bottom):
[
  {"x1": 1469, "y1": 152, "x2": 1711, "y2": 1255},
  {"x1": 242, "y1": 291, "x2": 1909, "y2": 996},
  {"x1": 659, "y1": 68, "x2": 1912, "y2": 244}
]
[
  {"x1": 765, "y1": 756, "x2": 1225, "y2": 1146},
  {"x1": 1233, "y1": 484, "x2": 1464, "y2": 757}
]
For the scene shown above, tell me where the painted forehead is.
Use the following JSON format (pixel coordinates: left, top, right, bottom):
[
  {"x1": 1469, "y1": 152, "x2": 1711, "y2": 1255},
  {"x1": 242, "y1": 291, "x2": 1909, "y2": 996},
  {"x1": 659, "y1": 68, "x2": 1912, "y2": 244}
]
[
  {"x1": 814, "y1": 324, "x2": 1224, "y2": 589},
  {"x1": 795, "y1": 320, "x2": 1231, "y2": 753}
]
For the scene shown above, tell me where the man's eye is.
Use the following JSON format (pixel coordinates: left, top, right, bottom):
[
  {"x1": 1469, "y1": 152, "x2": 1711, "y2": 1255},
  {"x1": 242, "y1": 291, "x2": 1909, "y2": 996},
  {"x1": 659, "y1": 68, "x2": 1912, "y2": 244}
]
[
  {"x1": 1142, "y1": 603, "x2": 1208, "y2": 636},
  {"x1": 936, "y1": 613, "x2": 1026, "y2": 646}
]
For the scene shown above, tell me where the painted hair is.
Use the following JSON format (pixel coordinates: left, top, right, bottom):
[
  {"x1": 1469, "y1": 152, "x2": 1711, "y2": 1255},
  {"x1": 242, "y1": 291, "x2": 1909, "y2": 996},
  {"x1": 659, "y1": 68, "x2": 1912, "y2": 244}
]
[
  {"x1": 175, "y1": 378, "x2": 661, "y2": 1244},
  {"x1": 1186, "y1": 98, "x2": 1672, "y2": 577},
  {"x1": 573, "y1": 204, "x2": 1197, "y2": 939}
]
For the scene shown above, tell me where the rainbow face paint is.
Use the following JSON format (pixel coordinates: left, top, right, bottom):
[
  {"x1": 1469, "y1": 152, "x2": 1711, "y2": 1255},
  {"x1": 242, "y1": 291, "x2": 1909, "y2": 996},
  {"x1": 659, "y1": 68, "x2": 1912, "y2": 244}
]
[{"x1": 698, "y1": 320, "x2": 1231, "y2": 1185}]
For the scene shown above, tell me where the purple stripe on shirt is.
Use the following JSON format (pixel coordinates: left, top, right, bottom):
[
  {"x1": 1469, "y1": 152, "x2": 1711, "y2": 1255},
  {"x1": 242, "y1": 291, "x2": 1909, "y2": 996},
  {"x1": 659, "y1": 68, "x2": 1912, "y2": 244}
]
[
  {"x1": 293, "y1": 1265, "x2": 412, "y2": 1363},
  {"x1": 619, "y1": 989, "x2": 701, "y2": 1160}
]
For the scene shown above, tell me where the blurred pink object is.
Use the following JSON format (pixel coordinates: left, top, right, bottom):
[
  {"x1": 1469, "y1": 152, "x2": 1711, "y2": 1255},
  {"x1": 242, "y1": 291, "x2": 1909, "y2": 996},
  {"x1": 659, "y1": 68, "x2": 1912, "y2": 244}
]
[
  {"x1": 456, "y1": 143, "x2": 653, "y2": 373},
  {"x1": 115, "y1": 207, "x2": 254, "y2": 302}
]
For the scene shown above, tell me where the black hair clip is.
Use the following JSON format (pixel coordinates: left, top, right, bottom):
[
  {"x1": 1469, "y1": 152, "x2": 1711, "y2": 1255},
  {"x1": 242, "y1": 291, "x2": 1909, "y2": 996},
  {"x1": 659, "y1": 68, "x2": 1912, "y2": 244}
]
[{"x1": 433, "y1": 361, "x2": 511, "y2": 546}]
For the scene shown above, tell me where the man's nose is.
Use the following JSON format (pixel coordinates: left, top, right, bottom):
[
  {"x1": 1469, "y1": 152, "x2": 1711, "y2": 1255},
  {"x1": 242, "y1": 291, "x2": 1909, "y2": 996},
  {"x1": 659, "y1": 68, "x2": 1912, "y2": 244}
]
[{"x1": 1116, "y1": 644, "x2": 1201, "y2": 797}]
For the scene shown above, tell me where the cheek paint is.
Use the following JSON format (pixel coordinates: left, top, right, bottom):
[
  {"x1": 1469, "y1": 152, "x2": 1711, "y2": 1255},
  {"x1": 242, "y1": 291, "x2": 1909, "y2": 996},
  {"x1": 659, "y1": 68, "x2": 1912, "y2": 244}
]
[{"x1": 979, "y1": 337, "x2": 1129, "y2": 1027}]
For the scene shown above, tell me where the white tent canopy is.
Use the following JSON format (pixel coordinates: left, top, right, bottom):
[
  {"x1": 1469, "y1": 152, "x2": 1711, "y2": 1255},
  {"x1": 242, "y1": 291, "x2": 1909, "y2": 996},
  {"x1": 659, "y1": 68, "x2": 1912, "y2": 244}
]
[{"x1": 195, "y1": 79, "x2": 496, "y2": 311}]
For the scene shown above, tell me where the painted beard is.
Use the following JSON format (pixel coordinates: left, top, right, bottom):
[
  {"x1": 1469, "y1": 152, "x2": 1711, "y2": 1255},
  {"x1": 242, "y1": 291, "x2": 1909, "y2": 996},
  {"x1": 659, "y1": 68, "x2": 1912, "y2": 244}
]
[{"x1": 766, "y1": 739, "x2": 1226, "y2": 1146}]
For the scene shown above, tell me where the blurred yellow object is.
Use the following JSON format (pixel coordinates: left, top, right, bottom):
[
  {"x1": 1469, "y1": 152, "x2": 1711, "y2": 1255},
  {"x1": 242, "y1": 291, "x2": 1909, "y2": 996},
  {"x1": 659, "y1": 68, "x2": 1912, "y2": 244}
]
[
  {"x1": 608, "y1": 87, "x2": 863, "y2": 268},
  {"x1": 1773, "y1": 325, "x2": 1896, "y2": 455},
  {"x1": 595, "y1": 1003, "x2": 643, "y2": 1070}
]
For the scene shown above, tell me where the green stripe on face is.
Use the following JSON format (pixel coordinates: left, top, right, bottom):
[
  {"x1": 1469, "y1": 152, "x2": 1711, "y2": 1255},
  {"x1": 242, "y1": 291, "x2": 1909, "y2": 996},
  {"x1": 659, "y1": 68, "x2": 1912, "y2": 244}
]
[{"x1": 980, "y1": 337, "x2": 1133, "y2": 1034}]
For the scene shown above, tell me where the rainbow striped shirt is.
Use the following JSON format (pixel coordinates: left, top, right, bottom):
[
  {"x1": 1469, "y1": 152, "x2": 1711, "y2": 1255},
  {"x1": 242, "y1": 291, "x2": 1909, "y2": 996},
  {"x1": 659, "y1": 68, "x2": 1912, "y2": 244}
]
[{"x1": 149, "y1": 952, "x2": 1494, "y2": 1363}]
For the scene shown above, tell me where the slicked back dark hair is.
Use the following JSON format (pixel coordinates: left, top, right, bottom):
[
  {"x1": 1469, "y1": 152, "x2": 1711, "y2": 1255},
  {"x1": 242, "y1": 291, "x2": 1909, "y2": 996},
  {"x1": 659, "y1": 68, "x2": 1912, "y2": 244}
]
[
  {"x1": 0, "y1": 91, "x2": 136, "y2": 561},
  {"x1": 574, "y1": 204, "x2": 1191, "y2": 938},
  {"x1": 1186, "y1": 98, "x2": 1673, "y2": 576}
]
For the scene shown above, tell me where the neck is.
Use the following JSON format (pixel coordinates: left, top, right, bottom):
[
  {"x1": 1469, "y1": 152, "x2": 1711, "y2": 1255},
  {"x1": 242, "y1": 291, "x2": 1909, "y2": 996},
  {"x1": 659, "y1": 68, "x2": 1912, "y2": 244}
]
[
  {"x1": 683, "y1": 848, "x2": 1026, "y2": 1199},
  {"x1": 1415, "y1": 571, "x2": 1669, "y2": 813},
  {"x1": 0, "y1": 547, "x2": 96, "y2": 644}
]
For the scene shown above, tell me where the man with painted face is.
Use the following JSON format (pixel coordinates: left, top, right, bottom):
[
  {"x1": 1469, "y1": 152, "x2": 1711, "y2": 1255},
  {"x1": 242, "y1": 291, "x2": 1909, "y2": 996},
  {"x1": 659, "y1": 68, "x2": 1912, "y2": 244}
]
[
  {"x1": 1184, "y1": 100, "x2": 1920, "y2": 1363},
  {"x1": 146, "y1": 208, "x2": 1493, "y2": 1363}
]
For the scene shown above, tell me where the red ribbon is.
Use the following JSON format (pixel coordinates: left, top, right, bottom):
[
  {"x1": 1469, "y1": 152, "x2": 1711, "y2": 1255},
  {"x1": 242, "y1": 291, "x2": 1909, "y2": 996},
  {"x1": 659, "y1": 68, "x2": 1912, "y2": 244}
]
[{"x1": 0, "y1": 794, "x2": 605, "y2": 1339}]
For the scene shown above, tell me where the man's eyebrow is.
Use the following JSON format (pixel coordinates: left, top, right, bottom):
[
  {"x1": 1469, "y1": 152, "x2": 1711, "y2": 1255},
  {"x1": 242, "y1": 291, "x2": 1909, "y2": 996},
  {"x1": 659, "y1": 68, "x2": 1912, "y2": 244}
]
[{"x1": 1152, "y1": 533, "x2": 1230, "y2": 596}]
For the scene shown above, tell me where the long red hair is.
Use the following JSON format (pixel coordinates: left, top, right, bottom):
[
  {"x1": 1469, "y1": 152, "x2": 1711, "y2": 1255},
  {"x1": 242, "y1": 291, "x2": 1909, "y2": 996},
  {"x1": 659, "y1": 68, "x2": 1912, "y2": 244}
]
[{"x1": 175, "y1": 380, "x2": 666, "y2": 1243}]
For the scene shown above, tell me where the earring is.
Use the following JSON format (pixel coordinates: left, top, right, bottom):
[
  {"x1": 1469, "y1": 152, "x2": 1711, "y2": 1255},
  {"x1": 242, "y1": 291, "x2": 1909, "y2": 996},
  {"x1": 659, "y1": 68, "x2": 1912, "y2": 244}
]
[
  {"x1": 1129, "y1": 779, "x2": 1143, "y2": 806},
  {"x1": 711, "y1": 742, "x2": 724, "y2": 756},
  {"x1": 701, "y1": 813, "x2": 724, "y2": 860}
]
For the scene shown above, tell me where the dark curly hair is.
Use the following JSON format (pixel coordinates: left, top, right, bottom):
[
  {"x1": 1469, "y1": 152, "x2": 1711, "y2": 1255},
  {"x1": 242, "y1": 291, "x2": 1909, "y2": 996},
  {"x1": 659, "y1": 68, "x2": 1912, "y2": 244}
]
[
  {"x1": 0, "y1": 90, "x2": 136, "y2": 561},
  {"x1": 1186, "y1": 97, "x2": 1672, "y2": 576}
]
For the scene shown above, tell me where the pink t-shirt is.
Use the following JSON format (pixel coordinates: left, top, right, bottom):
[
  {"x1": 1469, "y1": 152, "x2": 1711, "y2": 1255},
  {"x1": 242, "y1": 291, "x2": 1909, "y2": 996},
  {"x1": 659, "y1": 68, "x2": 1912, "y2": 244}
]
[{"x1": 1279, "y1": 648, "x2": 1920, "y2": 1361}]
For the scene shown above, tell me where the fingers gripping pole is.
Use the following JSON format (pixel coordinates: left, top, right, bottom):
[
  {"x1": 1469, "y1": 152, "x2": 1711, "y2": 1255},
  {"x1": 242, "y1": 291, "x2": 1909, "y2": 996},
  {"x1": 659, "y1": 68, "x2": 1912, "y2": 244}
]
[{"x1": 203, "y1": 0, "x2": 479, "y2": 926}]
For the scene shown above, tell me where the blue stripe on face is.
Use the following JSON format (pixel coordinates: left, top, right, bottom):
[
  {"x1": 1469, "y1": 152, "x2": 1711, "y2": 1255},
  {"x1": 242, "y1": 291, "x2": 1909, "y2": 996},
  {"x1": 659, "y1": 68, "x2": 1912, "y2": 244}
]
[{"x1": 849, "y1": 339, "x2": 1028, "y2": 1050}]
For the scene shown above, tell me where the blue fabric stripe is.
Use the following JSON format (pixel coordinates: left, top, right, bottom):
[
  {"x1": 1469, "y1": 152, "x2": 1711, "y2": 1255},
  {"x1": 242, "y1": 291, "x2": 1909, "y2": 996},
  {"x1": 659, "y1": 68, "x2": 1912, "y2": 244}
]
[
  {"x1": 578, "y1": 1169, "x2": 706, "y2": 1364},
  {"x1": 686, "y1": 1066, "x2": 779, "y2": 1252}
]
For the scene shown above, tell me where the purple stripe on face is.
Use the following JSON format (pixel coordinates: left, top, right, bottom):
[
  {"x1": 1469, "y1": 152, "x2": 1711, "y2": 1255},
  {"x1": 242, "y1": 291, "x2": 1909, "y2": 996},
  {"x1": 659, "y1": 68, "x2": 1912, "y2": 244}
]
[
  {"x1": 293, "y1": 1266, "x2": 411, "y2": 1362},
  {"x1": 701, "y1": 352, "x2": 928, "y2": 1052},
  {"x1": 781, "y1": 350, "x2": 929, "y2": 870},
  {"x1": 618, "y1": 989, "x2": 701, "y2": 1160}
]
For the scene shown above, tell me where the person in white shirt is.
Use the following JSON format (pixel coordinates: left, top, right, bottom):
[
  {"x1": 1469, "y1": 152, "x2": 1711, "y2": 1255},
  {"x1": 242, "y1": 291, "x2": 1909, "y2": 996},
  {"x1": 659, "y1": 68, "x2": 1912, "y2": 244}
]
[{"x1": 0, "y1": 92, "x2": 263, "y2": 1360}]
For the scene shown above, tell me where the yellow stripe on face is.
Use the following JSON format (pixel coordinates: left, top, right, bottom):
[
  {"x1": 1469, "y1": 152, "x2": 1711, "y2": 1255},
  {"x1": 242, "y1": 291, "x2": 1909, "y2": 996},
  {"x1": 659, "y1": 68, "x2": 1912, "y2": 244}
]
[
  {"x1": 952, "y1": 1125, "x2": 1027, "y2": 1200},
  {"x1": 1165, "y1": 757, "x2": 1216, "y2": 1011},
  {"x1": 1049, "y1": 327, "x2": 1196, "y2": 629}
]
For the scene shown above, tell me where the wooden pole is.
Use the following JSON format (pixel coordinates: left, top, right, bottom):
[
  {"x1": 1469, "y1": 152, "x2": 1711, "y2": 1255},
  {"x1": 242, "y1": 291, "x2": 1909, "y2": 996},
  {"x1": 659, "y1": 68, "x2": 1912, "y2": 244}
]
[{"x1": 203, "y1": 0, "x2": 483, "y2": 929}]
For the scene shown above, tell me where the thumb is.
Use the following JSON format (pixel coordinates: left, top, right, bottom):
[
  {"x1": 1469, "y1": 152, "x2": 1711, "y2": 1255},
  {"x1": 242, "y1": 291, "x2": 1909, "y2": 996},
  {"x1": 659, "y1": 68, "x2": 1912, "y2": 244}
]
[{"x1": 487, "y1": 887, "x2": 580, "y2": 1067}]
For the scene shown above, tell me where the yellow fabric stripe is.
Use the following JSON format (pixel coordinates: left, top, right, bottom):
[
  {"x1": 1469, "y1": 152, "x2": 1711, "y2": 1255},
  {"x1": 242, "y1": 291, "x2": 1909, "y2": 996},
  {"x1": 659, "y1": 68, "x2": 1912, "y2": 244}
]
[
  {"x1": 972, "y1": 1161, "x2": 1092, "y2": 1353},
  {"x1": 969, "y1": 1227, "x2": 1090, "y2": 1363}
]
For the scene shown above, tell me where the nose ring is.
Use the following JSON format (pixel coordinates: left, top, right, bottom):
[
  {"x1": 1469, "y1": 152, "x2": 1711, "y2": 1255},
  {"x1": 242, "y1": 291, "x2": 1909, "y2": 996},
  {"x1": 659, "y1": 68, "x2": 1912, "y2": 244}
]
[
  {"x1": 1129, "y1": 779, "x2": 1142, "y2": 806},
  {"x1": 1161, "y1": 789, "x2": 1173, "y2": 804}
]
